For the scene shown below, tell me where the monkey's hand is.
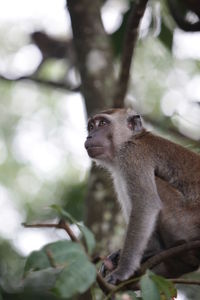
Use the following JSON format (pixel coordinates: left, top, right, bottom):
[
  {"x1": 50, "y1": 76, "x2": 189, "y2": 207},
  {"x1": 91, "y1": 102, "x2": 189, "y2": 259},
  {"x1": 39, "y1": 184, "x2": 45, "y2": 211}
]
[
  {"x1": 100, "y1": 249, "x2": 121, "y2": 277},
  {"x1": 105, "y1": 267, "x2": 133, "y2": 285}
]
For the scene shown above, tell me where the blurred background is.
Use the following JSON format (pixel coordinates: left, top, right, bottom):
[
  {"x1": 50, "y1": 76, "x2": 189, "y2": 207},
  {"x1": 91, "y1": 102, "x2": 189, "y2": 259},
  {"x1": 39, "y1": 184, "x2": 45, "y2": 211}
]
[{"x1": 0, "y1": 0, "x2": 200, "y2": 299}]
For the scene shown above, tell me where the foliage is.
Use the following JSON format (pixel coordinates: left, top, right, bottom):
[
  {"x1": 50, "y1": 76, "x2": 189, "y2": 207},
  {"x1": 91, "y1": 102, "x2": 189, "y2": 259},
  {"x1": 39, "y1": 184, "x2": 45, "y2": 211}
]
[
  {"x1": 0, "y1": 209, "x2": 179, "y2": 300},
  {"x1": 24, "y1": 240, "x2": 96, "y2": 298},
  {"x1": 141, "y1": 271, "x2": 176, "y2": 300}
]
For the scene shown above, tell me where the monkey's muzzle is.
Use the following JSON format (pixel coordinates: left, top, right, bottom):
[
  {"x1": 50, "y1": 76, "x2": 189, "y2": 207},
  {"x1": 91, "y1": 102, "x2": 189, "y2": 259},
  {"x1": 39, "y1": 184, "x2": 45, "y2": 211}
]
[{"x1": 85, "y1": 144, "x2": 104, "y2": 158}]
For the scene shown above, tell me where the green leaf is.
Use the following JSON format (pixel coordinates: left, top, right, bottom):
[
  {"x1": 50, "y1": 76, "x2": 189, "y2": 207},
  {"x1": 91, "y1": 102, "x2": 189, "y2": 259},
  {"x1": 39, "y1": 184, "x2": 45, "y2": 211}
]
[
  {"x1": 150, "y1": 274, "x2": 177, "y2": 300},
  {"x1": 52, "y1": 256, "x2": 96, "y2": 298},
  {"x1": 24, "y1": 250, "x2": 50, "y2": 273},
  {"x1": 140, "y1": 272, "x2": 161, "y2": 300},
  {"x1": 25, "y1": 240, "x2": 85, "y2": 272},
  {"x1": 77, "y1": 224, "x2": 95, "y2": 255},
  {"x1": 23, "y1": 268, "x2": 61, "y2": 293},
  {"x1": 24, "y1": 240, "x2": 97, "y2": 298}
]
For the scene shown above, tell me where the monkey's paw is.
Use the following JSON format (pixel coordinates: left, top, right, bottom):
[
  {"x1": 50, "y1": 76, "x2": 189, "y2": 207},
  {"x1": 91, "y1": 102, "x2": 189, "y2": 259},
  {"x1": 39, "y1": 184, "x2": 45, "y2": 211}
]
[
  {"x1": 100, "y1": 249, "x2": 121, "y2": 277},
  {"x1": 105, "y1": 268, "x2": 132, "y2": 285}
]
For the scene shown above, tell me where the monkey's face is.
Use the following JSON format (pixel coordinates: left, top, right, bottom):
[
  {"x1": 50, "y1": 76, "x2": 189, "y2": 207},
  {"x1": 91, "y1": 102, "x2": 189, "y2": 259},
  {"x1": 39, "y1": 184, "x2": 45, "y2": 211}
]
[
  {"x1": 85, "y1": 115, "x2": 114, "y2": 162},
  {"x1": 84, "y1": 109, "x2": 143, "y2": 164}
]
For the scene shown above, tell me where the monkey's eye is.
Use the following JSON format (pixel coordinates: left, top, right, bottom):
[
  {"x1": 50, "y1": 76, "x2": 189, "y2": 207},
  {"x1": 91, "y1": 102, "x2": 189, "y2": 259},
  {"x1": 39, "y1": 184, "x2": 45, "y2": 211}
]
[
  {"x1": 99, "y1": 119, "x2": 107, "y2": 127},
  {"x1": 88, "y1": 123, "x2": 94, "y2": 131}
]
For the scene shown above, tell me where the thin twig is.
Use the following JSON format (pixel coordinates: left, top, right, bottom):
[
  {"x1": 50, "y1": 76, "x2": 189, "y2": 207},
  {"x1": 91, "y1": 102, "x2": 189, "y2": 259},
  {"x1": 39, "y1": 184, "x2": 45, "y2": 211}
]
[
  {"x1": 171, "y1": 278, "x2": 200, "y2": 286},
  {"x1": 0, "y1": 74, "x2": 80, "y2": 92},
  {"x1": 22, "y1": 220, "x2": 79, "y2": 242},
  {"x1": 114, "y1": 0, "x2": 149, "y2": 108},
  {"x1": 103, "y1": 276, "x2": 140, "y2": 300},
  {"x1": 58, "y1": 219, "x2": 78, "y2": 242},
  {"x1": 22, "y1": 222, "x2": 59, "y2": 228},
  {"x1": 96, "y1": 273, "x2": 114, "y2": 295}
]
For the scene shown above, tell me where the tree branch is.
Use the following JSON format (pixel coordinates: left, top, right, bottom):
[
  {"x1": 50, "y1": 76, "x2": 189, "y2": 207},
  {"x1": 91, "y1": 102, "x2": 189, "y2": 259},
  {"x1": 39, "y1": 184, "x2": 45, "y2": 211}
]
[
  {"x1": 139, "y1": 240, "x2": 200, "y2": 274},
  {"x1": 96, "y1": 273, "x2": 114, "y2": 295},
  {"x1": 22, "y1": 220, "x2": 79, "y2": 242},
  {"x1": 171, "y1": 278, "x2": 200, "y2": 285},
  {"x1": 23, "y1": 221, "x2": 200, "y2": 296},
  {"x1": 114, "y1": 0, "x2": 149, "y2": 108},
  {"x1": 0, "y1": 74, "x2": 80, "y2": 92},
  {"x1": 105, "y1": 240, "x2": 200, "y2": 297},
  {"x1": 67, "y1": 0, "x2": 115, "y2": 114}
]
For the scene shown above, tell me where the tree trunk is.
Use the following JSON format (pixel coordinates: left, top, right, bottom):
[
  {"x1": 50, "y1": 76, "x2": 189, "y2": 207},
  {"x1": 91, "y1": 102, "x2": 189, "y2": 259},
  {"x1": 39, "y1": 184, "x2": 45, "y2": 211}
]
[
  {"x1": 67, "y1": 0, "x2": 120, "y2": 247},
  {"x1": 67, "y1": 0, "x2": 115, "y2": 114}
]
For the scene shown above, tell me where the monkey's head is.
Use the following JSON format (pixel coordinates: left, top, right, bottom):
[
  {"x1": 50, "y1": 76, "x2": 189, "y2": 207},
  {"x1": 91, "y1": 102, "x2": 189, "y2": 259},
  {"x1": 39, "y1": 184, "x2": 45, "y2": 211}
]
[{"x1": 84, "y1": 108, "x2": 143, "y2": 164}]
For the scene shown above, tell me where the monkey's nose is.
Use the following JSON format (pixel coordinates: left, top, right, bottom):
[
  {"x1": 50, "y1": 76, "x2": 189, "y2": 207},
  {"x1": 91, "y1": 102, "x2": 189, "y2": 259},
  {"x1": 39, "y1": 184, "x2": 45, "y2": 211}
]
[{"x1": 84, "y1": 137, "x2": 91, "y2": 150}]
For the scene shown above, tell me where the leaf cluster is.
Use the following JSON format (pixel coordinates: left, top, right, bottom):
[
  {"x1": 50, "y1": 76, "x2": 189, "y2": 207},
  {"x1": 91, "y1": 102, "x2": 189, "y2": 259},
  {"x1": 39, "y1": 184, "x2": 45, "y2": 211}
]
[{"x1": 2, "y1": 208, "x2": 178, "y2": 300}]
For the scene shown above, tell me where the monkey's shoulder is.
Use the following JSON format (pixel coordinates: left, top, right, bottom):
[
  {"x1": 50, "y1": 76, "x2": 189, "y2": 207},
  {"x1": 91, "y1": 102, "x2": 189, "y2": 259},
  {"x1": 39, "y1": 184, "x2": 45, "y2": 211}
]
[
  {"x1": 130, "y1": 131, "x2": 199, "y2": 158},
  {"x1": 118, "y1": 131, "x2": 200, "y2": 170}
]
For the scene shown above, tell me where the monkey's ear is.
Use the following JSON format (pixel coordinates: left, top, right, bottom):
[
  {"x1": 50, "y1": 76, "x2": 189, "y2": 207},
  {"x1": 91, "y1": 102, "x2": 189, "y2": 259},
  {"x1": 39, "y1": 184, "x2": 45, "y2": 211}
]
[{"x1": 127, "y1": 115, "x2": 143, "y2": 132}]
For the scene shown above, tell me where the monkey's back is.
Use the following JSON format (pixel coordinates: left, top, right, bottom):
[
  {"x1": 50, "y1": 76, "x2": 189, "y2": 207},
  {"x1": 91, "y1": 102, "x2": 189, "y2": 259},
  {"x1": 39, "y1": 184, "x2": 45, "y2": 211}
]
[{"x1": 134, "y1": 132, "x2": 200, "y2": 204}]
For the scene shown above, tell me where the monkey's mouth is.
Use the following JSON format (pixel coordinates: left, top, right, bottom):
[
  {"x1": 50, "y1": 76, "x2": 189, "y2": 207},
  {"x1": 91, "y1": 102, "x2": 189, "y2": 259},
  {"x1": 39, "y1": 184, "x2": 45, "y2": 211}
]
[{"x1": 86, "y1": 146, "x2": 104, "y2": 158}]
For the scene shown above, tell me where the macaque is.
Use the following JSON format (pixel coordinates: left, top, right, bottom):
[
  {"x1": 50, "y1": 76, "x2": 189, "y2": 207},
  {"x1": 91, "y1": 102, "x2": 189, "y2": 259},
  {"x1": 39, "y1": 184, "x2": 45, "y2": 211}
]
[{"x1": 85, "y1": 108, "x2": 200, "y2": 284}]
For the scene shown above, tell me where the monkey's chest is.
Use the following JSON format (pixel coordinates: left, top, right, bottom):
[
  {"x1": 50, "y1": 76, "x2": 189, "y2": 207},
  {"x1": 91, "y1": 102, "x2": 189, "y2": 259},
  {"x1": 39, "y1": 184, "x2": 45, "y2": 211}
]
[{"x1": 112, "y1": 172, "x2": 132, "y2": 223}]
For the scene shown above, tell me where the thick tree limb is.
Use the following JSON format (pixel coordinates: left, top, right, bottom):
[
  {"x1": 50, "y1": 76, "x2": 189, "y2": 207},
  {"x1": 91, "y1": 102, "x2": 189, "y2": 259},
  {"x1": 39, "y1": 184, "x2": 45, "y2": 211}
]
[
  {"x1": 139, "y1": 240, "x2": 200, "y2": 274},
  {"x1": 67, "y1": 0, "x2": 115, "y2": 114},
  {"x1": 66, "y1": 6, "x2": 119, "y2": 284},
  {"x1": 114, "y1": 0, "x2": 149, "y2": 108},
  {"x1": 0, "y1": 74, "x2": 80, "y2": 92},
  {"x1": 105, "y1": 240, "x2": 200, "y2": 297}
]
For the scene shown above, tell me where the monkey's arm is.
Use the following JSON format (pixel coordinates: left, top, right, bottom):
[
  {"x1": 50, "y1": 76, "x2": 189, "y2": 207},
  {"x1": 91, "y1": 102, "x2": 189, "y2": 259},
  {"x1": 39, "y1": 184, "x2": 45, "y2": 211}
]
[{"x1": 107, "y1": 169, "x2": 162, "y2": 284}]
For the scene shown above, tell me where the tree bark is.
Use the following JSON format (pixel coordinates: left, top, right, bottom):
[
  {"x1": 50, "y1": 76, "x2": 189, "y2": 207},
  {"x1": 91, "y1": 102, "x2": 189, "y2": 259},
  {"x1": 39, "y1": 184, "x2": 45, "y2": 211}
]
[
  {"x1": 114, "y1": 0, "x2": 148, "y2": 107},
  {"x1": 67, "y1": 0, "x2": 120, "y2": 249},
  {"x1": 67, "y1": 0, "x2": 115, "y2": 115},
  {"x1": 67, "y1": 2, "x2": 119, "y2": 299}
]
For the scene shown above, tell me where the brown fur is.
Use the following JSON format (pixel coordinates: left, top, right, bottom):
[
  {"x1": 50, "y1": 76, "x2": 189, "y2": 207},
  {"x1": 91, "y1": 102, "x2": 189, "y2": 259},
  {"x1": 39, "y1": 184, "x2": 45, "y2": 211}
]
[{"x1": 85, "y1": 108, "x2": 200, "y2": 283}]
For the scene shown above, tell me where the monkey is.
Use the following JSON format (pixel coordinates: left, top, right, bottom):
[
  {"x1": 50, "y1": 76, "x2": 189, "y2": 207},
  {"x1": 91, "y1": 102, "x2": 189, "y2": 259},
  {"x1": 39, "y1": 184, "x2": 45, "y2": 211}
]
[{"x1": 84, "y1": 108, "x2": 200, "y2": 285}]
